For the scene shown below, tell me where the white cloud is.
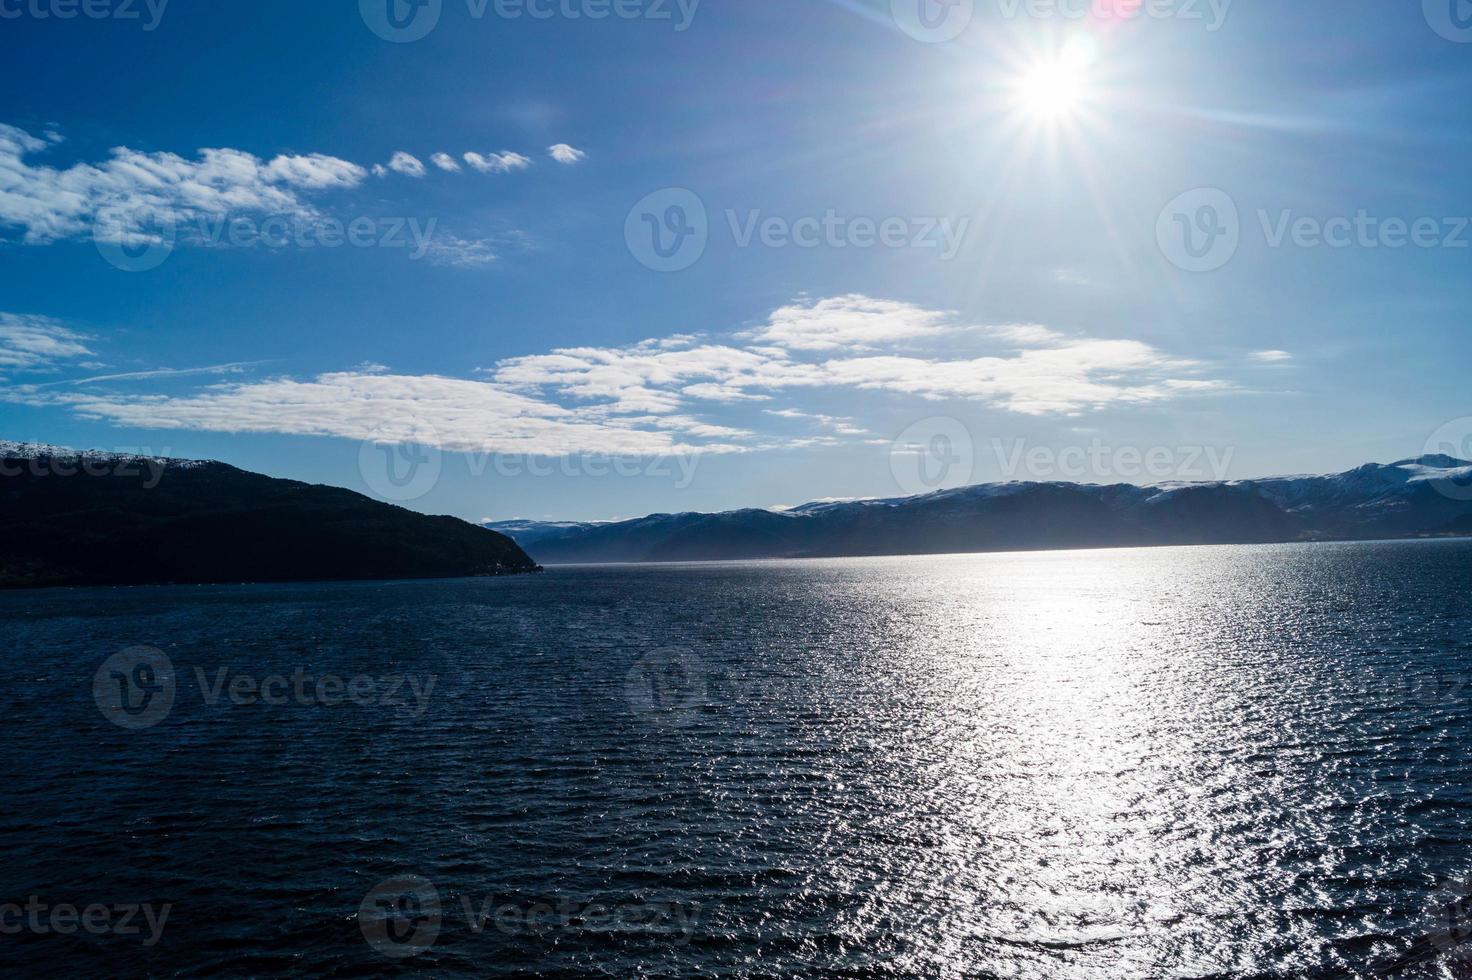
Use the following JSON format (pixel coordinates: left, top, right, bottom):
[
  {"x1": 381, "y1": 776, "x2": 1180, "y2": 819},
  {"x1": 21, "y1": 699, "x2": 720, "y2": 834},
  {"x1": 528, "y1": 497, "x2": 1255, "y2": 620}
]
[
  {"x1": 682, "y1": 383, "x2": 771, "y2": 403},
  {"x1": 0, "y1": 123, "x2": 366, "y2": 244},
  {"x1": 744, "y1": 297, "x2": 1066, "y2": 353},
  {"x1": 986, "y1": 323, "x2": 1065, "y2": 346},
  {"x1": 0, "y1": 313, "x2": 93, "y2": 374},
  {"x1": 421, "y1": 233, "x2": 499, "y2": 268},
  {"x1": 493, "y1": 340, "x2": 775, "y2": 414},
  {"x1": 262, "y1": 154, "x2": 366, "y2": 190},
  {"x1": 463, "y1": 151, "x2": 532, "y2": 175},
  {"x1": 20, "y1": 371, "x2": 748, "y2": 457},
  {"x1": 0, "y1": 125, "x2": 561, "y2": 270},
  {"x1": 743, "y1": 295, "x2": 961, "y2": 351},
  {"x1": 796, "y1": 342, "x2": 1225, "y2": 415},
  {"x1": 547, "y1": 143, "x2": 587, "y2": 165},
  {"x1": 765, "y1": 409, "x2": 872, "y2": 436},
  {"x1": 10, "y1": 295, "x2": 1236, "y2": 458},
  {"x1": 491, "y1": 295, "x2": 1229, "y2": 417},
  {"x1": 1251, "y1": 349, "x2": 1293, "y2": 363},
  {"x1": 387, "y1": 152, "x2": 426, "y2": 178}
]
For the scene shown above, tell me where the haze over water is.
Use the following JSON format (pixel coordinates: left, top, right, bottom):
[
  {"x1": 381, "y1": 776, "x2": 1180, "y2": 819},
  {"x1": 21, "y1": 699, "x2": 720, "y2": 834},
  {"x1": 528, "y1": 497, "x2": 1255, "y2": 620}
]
[{"x1": 5, "y1": 539, "x2": 1472, "y2": 977}]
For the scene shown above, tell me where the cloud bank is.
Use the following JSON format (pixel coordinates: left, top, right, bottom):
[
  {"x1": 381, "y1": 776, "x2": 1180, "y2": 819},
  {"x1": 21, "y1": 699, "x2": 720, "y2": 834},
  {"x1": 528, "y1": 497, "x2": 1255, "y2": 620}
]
[
  {"x1": 0, "y1": 124, "x2": 581, "y2": 251},
  {"x1": 0, "y1": 124, "x2": 366, "y2": 244},
  {"x1": 5, "y1": 296, "x2": 1235, "y2": 456},
  {"x1": 0, "y1": 314, "x2": 94, "y2": 374}
]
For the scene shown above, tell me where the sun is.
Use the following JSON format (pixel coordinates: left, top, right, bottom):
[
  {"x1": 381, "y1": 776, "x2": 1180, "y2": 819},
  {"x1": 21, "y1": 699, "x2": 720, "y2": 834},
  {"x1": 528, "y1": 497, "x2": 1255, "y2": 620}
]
[{"x1": 1010, "y1": 37, "x2": 1098, "y2": 123}]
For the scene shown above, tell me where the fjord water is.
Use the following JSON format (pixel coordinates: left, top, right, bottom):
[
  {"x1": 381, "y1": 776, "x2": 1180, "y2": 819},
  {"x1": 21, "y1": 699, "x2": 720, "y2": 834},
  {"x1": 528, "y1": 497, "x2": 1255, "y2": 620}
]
[{"x1": 4, "y1": 540, "x2": 1472, "y2": 977}]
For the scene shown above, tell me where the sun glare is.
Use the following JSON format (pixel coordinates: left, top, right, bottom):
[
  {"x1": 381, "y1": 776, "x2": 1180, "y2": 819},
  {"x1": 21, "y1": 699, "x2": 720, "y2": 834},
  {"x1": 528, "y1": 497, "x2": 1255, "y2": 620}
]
[{"x1": 1011, "y1": 37, "x2": 1097, "y2": 123}]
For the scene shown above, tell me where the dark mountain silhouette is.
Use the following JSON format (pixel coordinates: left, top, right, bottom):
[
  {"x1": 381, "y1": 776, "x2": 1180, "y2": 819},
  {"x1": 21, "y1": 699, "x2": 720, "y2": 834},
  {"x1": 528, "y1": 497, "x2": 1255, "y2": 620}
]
[
  {"x1": 1, "y1": 444, "x2": 539, "y2": 588},
  {"x1": 488, "y1": 455, "x2": 1472, "y2": 564}
]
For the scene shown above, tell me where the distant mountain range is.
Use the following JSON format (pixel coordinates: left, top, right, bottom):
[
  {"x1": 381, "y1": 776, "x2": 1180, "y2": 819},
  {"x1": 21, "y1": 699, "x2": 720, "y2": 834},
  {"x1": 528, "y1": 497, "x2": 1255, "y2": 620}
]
[
  {"x1": 0, "y1": 443, "x2": 539, "y2": 589},
  {"x1": 487, "y1": 455, "x2": 1472, "y2": 564}
]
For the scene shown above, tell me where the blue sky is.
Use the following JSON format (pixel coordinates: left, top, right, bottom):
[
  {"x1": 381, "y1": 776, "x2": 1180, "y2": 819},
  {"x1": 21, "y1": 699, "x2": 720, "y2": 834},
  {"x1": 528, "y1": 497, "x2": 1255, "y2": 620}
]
[{"x1": 2, "y1": 0, "x2": 1471, "y2": 521}]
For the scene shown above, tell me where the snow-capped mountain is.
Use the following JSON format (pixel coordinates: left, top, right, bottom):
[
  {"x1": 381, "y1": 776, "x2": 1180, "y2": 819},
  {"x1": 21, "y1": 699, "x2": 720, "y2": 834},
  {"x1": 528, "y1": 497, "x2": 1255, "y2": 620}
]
[
  {"x1": 0, "y1": 440, "x2": 211, "y2": 469},
  {"x1": 487, "y1": 456, "x2": 1472, "y2": 564}
]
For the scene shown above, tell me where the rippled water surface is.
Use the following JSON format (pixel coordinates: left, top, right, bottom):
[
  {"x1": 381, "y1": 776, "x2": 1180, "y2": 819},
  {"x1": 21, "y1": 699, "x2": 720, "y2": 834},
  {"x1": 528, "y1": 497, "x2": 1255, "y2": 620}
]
[{"x1": 5, "y1": 540, "x2": 1472, "y2": 977}]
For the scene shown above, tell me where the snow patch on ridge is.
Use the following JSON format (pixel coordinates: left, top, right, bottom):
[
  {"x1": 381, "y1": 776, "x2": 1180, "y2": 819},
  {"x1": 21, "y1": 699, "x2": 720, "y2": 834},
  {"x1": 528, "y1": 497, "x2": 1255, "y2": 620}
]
[{"x1": 0, "y1": 441, "x2": 211, "y2": 469}]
